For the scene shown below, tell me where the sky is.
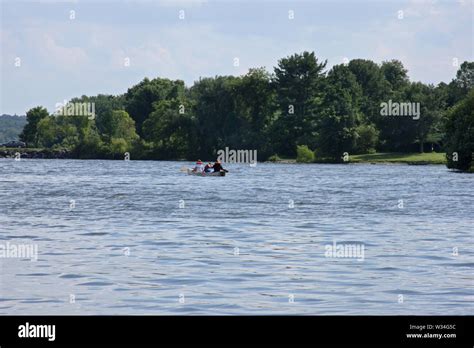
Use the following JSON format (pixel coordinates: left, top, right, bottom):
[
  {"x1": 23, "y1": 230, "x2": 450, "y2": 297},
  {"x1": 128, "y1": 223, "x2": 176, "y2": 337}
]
[{"x1": 0, "y1": 0, "x2": 473, "y2": 115}]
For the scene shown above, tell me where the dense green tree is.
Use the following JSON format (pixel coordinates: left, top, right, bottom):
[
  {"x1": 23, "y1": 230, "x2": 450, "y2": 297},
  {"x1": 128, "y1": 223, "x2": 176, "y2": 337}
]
[
  {"x1": 272, "y1": 51, "x2": 327, "y2": 157},
  {"x1": 70, "y1": 94, "x2": 125, "y2": 118},
  {"x1": 399, "y1": 82, "x2": 432, "y2": 152},
  {"x1": 315, "y1": 64, "x2": 362, "y2": 159},
  {"x1": 434, "y1": 62, "x2": 474, "y2": 109},
  {"x1": 376, "y1": 60, "x2": 432, "y2": 152},
  {"x1": 413, "y1": 83, "x2": 444, "y2": 152},
  {"x1": 36, "y1": 115, "x2": 95, "y2": 151},
  {"x1": 98, "y1": 110, "x2": 138, "y2": 142},
  {"x1": 381, "y1": 60, "x2": 409, "y2": 92},
  {"x1": 20, "y1": 107, "x2": 49, "y2": 147},
  {"x1": 377, "y1": 81, "x2": 444, "y2": 153},
  {"x1": 142, "y1": 99, "x2": 196, "y2": 159},
  {"x1": 348, "y1": 59, "x2": 390, "y2": 124},
  {"x1": 36, "y1": 116, "x2": 74, "y2": 149},
  {"x1": 454, "y1": 61, "x2": 474, "y2": 93},
  {"x1": 445, "y1": 90, "x2": 474, "y2": 171},
  {"x1": 107, "y1": 138, "x2": 129, "y2": 159},
  {"x1": 95, "y1": 110, "x2": 139, "y2": 159},
  {"x1": 354, "y1": 124, "x2": 379, "y2": 154},
  {"x1": 233, "y1": 68, "x2": 276, "y2": 158},
  {"x1": 190, "y1": 76, "x2": 242, "y2": 158},
  {"x1": 74, "y1": 130, "x2": 105, "y2": 159},
  {"x1": 124, "y1": 78, "x2": 185, "y2": 135}
]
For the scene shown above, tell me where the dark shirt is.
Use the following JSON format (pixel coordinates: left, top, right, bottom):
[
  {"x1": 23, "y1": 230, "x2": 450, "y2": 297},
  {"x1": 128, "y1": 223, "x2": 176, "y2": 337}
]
[{"x1": 213, "y1": 163, "x2": 223, "y2": 172}]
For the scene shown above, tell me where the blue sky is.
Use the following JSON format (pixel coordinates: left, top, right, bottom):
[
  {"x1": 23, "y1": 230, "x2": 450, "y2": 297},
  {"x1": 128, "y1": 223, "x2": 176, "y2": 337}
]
[{"x1": 1, "y1": 0, "x2": 473, "y2": 115}]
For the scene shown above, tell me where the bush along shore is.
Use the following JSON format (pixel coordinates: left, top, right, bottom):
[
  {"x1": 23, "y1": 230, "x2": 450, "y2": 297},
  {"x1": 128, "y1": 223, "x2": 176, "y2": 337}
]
[{"x1": 0, "y1": 147, "x2": 70, "y2": 159}]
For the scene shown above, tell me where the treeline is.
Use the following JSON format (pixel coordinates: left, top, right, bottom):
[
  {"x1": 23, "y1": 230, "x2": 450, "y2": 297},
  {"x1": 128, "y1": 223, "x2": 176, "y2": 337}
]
[{"x1": 19, "y1": 51, "x2": 474, "y2": 170}]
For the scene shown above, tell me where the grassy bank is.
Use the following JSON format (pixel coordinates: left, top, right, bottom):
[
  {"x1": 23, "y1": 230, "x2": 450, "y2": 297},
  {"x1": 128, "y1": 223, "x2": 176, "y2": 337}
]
[
  {"x1": 270, "y1": 152, "x2": 447, "y2": 165},
  {"x1": 349, "y1": 152, "x2": 446, "y2": 165}
]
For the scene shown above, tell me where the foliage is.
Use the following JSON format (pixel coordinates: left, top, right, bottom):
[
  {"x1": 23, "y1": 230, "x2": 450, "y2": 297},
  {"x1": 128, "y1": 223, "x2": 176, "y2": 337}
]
[
  {"x1": 445, "y1": 90, "x2": 474, "y2": 171},
  {"x1": 20, "y1": 107, "x2": 49, "y2": 147},
  {"x1": 267, "y1": 154, "x2": 281, "y2": 162},
  {"x1": 124, "y1": 78, "x2": 185, "y2": 135},
  {"x1": 354, "y1": 124, "x2": 379, "y2": 154},
  {"x1": 296, "y1": 145, "x2": 315, "y2": 163},
  {"x1": 272, "y1": 52, "x2": 327, "y2": 157},
  {"x1": 315, "y1": 64, "x2": 361, "y2": 159},
  {"x1": 18, "y1": 52, "x2": 473, "y2": 168}
]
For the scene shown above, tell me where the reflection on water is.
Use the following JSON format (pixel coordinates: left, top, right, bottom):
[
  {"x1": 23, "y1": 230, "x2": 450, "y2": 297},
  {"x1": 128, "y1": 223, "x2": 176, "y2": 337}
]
[{"x1": 0, "y1": 159, "x2": 473, "y2": 314}]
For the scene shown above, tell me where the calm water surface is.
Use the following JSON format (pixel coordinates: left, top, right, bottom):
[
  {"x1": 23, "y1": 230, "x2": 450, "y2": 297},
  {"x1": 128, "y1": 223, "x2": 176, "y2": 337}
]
[{"x1": 0, "y1": 159, "x2": 472, "y2": 314}]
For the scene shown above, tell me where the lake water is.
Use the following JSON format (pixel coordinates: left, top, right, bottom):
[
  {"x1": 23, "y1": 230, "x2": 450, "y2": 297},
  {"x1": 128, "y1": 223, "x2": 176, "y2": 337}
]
[{"x1": 0, "y1": 159, "x2": 472, "y2": 315}]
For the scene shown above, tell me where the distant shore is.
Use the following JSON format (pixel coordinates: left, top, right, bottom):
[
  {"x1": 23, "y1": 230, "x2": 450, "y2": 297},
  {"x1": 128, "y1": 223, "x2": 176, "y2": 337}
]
[
  {"x1": 0, "y1": 147, "x2": 70, "y2": 159},
  {"x1": 0, "y1": 147, "x2": 447, "y2": 165}
]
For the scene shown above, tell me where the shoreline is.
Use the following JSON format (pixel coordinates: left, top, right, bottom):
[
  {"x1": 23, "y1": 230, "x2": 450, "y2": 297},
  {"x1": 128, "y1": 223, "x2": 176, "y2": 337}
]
[
  {"x1": 0, "y1": 147, "x2": 447, "y2": 165},
  {"x1": 0, "y1": 147, "x2": 70, "y2": 159}
]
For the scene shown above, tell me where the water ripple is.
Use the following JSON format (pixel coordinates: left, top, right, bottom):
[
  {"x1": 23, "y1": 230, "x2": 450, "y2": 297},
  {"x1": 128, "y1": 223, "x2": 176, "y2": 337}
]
[{"x1": 0, "y1": 159, "x2": 472, "y2": 314}]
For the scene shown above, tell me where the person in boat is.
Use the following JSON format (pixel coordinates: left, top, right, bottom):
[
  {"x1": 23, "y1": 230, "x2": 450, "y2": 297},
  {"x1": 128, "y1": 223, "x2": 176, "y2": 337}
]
[
  {"x1": 192, "y1": 160, "x2": 204, "y2": 172},
  {"x1": 212, "y1": 160, "x2": 227, "y2": 173},
  {"x1": 203, "y1": 162, "x2": 213, "y2": 173}
]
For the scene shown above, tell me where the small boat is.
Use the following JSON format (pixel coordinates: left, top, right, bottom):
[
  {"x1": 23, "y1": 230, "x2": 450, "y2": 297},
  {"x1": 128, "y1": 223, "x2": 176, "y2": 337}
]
[{"x1": 187, "y1": 169, "x2": 226, "y2": 176}]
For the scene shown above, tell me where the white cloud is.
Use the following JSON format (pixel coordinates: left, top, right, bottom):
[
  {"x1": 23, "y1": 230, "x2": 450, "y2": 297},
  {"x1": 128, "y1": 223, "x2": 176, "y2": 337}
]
[
  {"x1": 1, "y1": 0, "x2": 472, "y2": 114},
  {"x1": 40, "y1": 34, "x2": 89, "y2": 68}
]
